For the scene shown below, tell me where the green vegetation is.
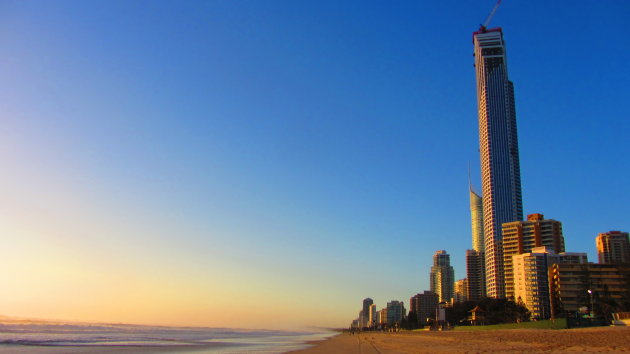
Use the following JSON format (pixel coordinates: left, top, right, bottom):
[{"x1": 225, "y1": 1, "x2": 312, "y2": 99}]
[
  {"x1": 454, "y1": 318, "x2": 567, "y2": 331},
  {"x1": 447, "y1": 298, "x2": 530, "y2": 325}
]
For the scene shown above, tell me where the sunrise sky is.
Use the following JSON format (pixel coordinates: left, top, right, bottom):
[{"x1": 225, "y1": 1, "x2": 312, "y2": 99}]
[{"x1": 0, "y1": 0, "x2": 628, "y2": 330}]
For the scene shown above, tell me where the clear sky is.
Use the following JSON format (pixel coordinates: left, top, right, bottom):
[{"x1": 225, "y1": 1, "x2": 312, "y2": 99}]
[{"x1": 0, "y1": 0, "x2": 628, "y2": 330}]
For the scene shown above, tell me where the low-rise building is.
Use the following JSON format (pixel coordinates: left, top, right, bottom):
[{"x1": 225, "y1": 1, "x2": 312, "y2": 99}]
[
  {"x1": 549, "y1": 263, "x2": 630, "y2": 316},
  {"x1": 410, "y1": 291, "x2": 438, "y2": 326}
]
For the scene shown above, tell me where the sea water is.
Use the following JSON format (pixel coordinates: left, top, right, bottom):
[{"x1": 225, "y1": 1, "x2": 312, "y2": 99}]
[{"x1": 0, "y1": 320, "x2": 336, "y2": 353}]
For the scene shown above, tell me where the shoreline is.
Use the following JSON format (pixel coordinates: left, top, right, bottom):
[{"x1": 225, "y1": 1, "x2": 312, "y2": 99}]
[{"x1": 289, "y1": 326, "x2": 630, "y2": 353}]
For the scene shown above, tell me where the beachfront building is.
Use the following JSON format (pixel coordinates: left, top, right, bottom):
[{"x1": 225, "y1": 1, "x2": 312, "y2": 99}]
[
  {"x1": 378, "y1": 308, "x2": 388, "y2": 325},
  {"x1": 430, "y1": 250, "x2": 455, "y2": 302},
  {"x1": 453, "y1": 279, "x2": 468, "y2": 303},
  {"x1": 512, "y1": 247, "x2": 555, "y2": 319},
  {"x1": 386, "y1": 301, "x2": 406, "y2": 326},
  {"x1": 358, "y1": 310, "x2": 365, "y2": 328},
  {"x1": 596, "y1": 231, "x2": 630, "y2": 264},
  {"x1": 502, "y1": 214, "x2": 565, "y2": 300},
  {"x1": 360, "y1": 298, "x2": 373, "y2": 328},
  {"x1": 514, "y1": 247, "x2": 588, "y2": 320},
  {"x1": 368, "y1": 304, "x2": 377, "y2": 328},
  {"x1": 466, "y1": 249, "x2": 486, "y2": 301},
  {"x1": 410, "y1": 291, "x2": 438, "y2": 326},
  {"x1": 474, "y1": 27, "x2": 524, "y2": 299},
  {"x1": 550, "y1": 263, "x2": 630, "y2": 316}
]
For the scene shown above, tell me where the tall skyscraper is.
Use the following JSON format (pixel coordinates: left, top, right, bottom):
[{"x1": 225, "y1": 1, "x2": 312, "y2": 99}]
[
  {"x1": 596, "y1": 231, "x2": 630, "y2": 264},
  {"x1": 467, "y1": 184, "x2": 486, "y2": 302},
  {"x1": 430, "y1": 250, "x2": 455, "y2": 302},
  {"x1": 502, "y1": 213, "x2": 565, "y2": 299},
  {"x1": 470, "y1": 186, "x2": 485, "y2": 252},
  {"x1": 473, "y1": 27, "x2": 524, "y2": 298}
]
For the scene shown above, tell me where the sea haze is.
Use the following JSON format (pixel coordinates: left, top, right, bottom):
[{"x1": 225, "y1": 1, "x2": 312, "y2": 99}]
[{"x1": 0, "y1": 317, "x2": 336, "y2": 353}]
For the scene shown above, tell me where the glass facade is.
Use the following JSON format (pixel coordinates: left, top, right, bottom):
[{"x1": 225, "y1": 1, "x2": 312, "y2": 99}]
[{"x1": 473, "y1": 28, "x2": 524, "y2": 298}]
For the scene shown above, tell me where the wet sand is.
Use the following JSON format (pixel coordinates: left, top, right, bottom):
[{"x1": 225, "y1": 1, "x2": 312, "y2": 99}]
[{"x1": 292, "y1": 326, "x2": 630, "y2": 353}]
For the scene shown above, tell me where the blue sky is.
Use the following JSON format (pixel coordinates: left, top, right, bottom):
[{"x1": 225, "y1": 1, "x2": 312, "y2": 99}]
[{"x1": 0, "y1": 0, "x2": 628, "y2": 328}]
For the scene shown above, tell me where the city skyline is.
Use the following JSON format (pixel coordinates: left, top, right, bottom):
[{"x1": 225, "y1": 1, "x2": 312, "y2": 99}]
[{"x1": 0, "y1": 0, "x2": 628, "y2": 329}]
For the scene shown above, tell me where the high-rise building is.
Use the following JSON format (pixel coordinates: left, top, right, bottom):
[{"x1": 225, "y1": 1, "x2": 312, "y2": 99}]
[
  {"x1": 502, "y1": 214, "x2": 565, "y2": 299},
  {"x1": 378, "y1": 308, "x2": 388, "y2": 325},
  {"x1": 596, "y1": 231, "x2": 630, "y2": 264},
  {"x1": 430, "y1": 250, "x2": 455, "y2": 302},
  {"x1": 466, "y1": 249, "x2": 486, "y2": 301},
  {"x1": 410, "y1": 291, "x2": 439, "y2": 326},
  {"x1": 470, "y1": 187, "x2": 485, "y2": 252},
  {"x1": 473, "y1": 27, "x2": 524, "y2": 298},
  {"x1": 368, "y1": 304, "x2": 377, "y2": 328},
  {"x1": 386, "y1": 300, "x2": 406, "y2": 325},
  {"x1": 512, "y1": 247, "x2": 555, "y2": 320},
  {"x1": 361, "y1": 298, "x2": 373, "y2": 327},
  {"x1": 358, "y1": 310, "x2": 364, "y2": 328}
]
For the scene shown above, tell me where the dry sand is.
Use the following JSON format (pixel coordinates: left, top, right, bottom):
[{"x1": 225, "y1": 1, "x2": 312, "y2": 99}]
[{"x1": 292, "y1": 326, "x2": 630, "y2": 353}]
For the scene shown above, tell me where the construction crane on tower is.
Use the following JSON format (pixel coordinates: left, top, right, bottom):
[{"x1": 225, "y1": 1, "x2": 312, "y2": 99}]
[{"x1": 479, "y1": 0, "x2": 502, "y2": 32}]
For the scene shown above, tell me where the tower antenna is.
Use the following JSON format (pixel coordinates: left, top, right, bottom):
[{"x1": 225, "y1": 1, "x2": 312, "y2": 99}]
[{"x1": 480, "y1": 0, "x2": 502, "y2": 32}]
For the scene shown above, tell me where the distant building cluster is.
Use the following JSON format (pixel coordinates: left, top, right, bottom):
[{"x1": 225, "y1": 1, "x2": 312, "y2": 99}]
[
  {"x1": 352, "y1": 298, "x2": 406, "y2": 330},
  {"x1": 349, "y1": 24, "x2": 629, "y2": 329}
]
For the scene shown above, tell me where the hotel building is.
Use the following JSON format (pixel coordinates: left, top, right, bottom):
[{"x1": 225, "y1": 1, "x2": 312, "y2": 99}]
[
  {"x1": 502, "y1": 213, "x2": 565, "y2": 299},
  {"x1": 596, "y1": 231, "x2": 630, "y2": 264},
  {"x1": 473, "y1": 27, "x2": 524, "y2": 298}
]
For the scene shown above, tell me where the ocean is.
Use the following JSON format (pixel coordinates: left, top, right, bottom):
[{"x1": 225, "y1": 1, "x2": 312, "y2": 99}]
[{"x1": 0, "y1": 319, "x2": 336, "y2": 353}]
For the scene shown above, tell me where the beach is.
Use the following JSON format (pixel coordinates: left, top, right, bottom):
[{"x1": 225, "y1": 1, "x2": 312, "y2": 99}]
[{"x1": 292, "y1": 326, "x2": 630, "y2": 353}]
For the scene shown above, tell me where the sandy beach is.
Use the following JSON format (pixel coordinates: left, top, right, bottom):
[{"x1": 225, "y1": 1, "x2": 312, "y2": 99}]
[{"x1": 292, "y1": 327, "x2": 630, "y2": 353}]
